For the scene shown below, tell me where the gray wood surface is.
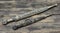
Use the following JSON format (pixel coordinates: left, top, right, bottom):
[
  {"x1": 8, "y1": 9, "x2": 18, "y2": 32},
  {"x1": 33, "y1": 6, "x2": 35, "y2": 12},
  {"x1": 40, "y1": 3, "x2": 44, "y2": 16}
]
[{"x1": 0, "y1": 0, "x2": 60, "y2": 33}]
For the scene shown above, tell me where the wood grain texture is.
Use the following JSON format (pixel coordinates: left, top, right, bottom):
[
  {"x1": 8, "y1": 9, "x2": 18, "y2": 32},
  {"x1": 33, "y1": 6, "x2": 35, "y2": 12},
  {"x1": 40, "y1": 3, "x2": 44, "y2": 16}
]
[{"x1": 0, "y1": 0, "x2": 60, "y2": 33}]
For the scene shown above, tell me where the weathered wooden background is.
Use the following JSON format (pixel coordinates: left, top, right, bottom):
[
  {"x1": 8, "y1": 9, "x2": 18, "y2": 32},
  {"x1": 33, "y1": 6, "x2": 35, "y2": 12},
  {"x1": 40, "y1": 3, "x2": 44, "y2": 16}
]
[{"x1": 0, "y1": 0, "x2": 60, "y2": 33}]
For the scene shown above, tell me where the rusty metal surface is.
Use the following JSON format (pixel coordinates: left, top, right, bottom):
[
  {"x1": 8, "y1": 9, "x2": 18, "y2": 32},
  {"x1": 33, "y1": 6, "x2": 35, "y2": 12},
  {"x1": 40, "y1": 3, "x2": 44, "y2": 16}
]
[{"x1": 0, "y1": 0, "x2": 60, "y2": 33}]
